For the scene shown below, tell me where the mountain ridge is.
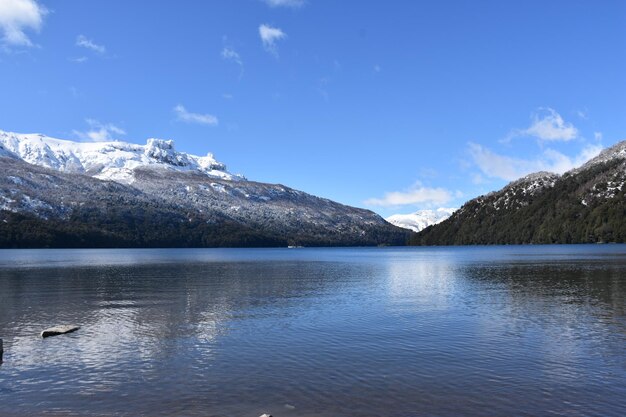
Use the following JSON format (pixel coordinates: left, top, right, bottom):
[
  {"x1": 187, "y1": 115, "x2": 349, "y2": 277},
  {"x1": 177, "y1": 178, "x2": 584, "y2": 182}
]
[
  {"x1": 0, "y1": 130, "x2": 239, "y2": 184},
  {"x1": 386, "y1": 208, "x2": 457, "y2": 232},
  {"x1": 412, "y1": 140, "x2": 626, "y2": 245},
  {"x1": 0, "y1": 130, "x2": 408, "y2": 248}
]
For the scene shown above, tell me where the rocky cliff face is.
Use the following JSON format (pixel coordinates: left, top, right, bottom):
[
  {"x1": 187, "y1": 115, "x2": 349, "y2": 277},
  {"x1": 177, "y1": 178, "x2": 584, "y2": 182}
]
[{"x1": 0, "y1": 130, "x2": 238, "y2": 184}]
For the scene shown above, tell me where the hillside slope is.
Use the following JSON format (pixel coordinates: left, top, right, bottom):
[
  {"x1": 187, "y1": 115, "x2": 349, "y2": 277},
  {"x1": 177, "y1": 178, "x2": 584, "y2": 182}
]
[
  {"x1": 412, "y1": 142, "x2": 626, "y2": 245},
  {"x1": 0, "y1": 131, "x2": 408, "y2": 248}
]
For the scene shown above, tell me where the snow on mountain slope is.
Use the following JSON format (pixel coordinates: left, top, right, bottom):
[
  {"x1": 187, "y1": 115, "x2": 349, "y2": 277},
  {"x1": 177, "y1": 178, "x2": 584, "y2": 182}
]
[
  {"x1": 412, "y1": 140, "x2": 626, "y2": 245},
  {"x1": 0, "y1": 154, "x2": 409, "y2": 247},
  {"x1": 572, "y1": 140, "x2": 626, "y2": 174},
  {"x1": 0, "y1": 130, "x2": 239, "y2": 184},
  {"x1": 483, "y1": 171, "x2": 560, "y2": 212},
  {"x1": 386, "y1": 208, "x2": 457, "y2": 232}
]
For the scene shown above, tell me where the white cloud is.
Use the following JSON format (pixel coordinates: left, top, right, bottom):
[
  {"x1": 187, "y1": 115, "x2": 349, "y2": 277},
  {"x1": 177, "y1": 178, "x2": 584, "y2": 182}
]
[
  {"x1": 76, "y1": 34, "x2": 105, "y2": 54},
  {"x1": 594, "y1": 131, "x2": 603, "y2": 141},
  {"x1": 221, "y1": 46, "x2": 241, "y2": 64},
  {"x1": 73, "y1": 119, "x2": 126, "y2": 142},
  {"x1": 507, "y1": 108, "x2": 578, "y2": 142},
  {"x1": 69, "y1": 86, "x2": 81, "y2": 98},
  {"x1": 471, "y1": 173, "x2": 486, "y2": 185},
  {"x1": 469, "y1": 142, "x2": 603, "y2": 181},
  {"x1": 259, "y1": 24, "x2": 286, "y2": 56},
  {"x1": 364, "y1": 182, "x2": 453, "y2": 208},
  {"x1": 173, "y1": 104, "x2": 219, "y2": 126},
  {"x1": 221, "y1": 46, "x2": 243, "y2": 78},
  {"x1": 263, "y1": 0, "x2": 305, "y2": 8},
  {"x1": 317, "y1": 76, "x2": 330, "y2": 101},
  {"x1": 69, "y1": 56, "x2": 88, "y2": 63},
  {"x1": 0, "y1": 0, "x2": 46, "y2": 47}
]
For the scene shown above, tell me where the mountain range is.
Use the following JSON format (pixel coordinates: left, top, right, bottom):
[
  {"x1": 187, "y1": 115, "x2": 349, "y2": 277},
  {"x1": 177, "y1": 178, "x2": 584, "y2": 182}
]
[
  {"x1": 386, "y1": 208, "x2": 457, "y2": 232},
  {"x1": 0, "y1": 130, "x2": 408, "y2": 248},
  {"x1": 3, "y1": 130, "x2": 625, "y2": 248},
  {"x1": 412, "y1": 140, "x2": 626, "y2": 245}
]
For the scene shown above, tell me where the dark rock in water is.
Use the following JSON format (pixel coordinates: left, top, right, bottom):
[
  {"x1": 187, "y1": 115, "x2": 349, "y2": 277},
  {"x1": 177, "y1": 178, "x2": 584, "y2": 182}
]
[
  {"x1": 0, "y1": 338, "x2": 3, "y2": 363},
  {"x1": 41, "y1": 325, "x2": 80, "y2": 338}
]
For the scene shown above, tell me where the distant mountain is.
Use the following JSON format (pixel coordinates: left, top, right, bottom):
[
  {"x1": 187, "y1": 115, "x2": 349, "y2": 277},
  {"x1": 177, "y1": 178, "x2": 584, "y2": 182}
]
[
  {"x1": 0, "y1": 130, "x2": 408, "y2": 248},
  {"x1": 0, "y1": 130, "x2": 238, "y2": 184},
  {"x1": 386, "y1": 208, "x2": 457, "y2": 232},
  {"x1": 412, "y1": 141, "x2": 626, "y2": 245}
]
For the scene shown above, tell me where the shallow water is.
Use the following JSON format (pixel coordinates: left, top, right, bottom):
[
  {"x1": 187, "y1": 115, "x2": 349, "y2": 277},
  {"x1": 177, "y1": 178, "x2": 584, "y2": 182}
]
[{"x1": 0, "y1": 245, "x2": 625, "y2": 416}]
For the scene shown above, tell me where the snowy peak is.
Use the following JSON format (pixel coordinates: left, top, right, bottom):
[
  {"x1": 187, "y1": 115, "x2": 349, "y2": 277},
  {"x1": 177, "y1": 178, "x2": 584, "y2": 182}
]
[
  {"x1": 470, "y1": 171, "x2": 560, "y2": 213},
  {"x1": 0, "y1": 130, "x2": 238, "y2": 184},
  {"x1": 503, "y1": 171, "x2": 559, "y2": 194},
  {"x1": 386, "y1": 208, "x2": 457, "y2": 232},
  {"x1": 573, "y1": 140, "x2": 626, "y2": 174},
  {"x1": 143, "y1": 138, "x2": 227, "y2": 172}
]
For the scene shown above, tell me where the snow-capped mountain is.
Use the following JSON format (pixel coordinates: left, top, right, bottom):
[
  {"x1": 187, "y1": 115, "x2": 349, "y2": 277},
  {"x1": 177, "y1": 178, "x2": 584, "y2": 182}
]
[
  {"x1": 478, "y1": 171, "x2": 560, "y2": 212},
  {"x1": 0, "y1": 130, "x2": 408, "y2": 248},
  {"x1": 412, "y1": 140, "x2": 626, "y2": 245},
  {"x1": 0, "y1": 130, "x2": 238, "y2": 184},
  {"x1": 573, "y1": 140, "x2": 626, "y2": 174},
  {"x1": 386, "y1": 208, "x2": 457, "y2": 232}
]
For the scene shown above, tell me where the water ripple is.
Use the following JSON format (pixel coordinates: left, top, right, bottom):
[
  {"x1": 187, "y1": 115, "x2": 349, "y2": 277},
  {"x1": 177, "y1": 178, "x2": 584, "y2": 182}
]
[{"x1": 0, "y1": 246, "x2": 625, "y2": 416}]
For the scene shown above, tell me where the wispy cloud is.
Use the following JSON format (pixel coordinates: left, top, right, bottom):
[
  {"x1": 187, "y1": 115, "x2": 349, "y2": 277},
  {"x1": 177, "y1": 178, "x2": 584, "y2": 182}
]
[
  {"x1": 317, "y1": 77, "x2": 330, "y2": 101},
  {"x1": 263, "y1": 0, "x2": 305, "y2": 8},
  {"x1": 576, "y1": 109, "x2": 588, "y2": 120},
  {"x1": 259, "y1": 24, "x2": 286, "y2": 56},
  {"x1": 365, "y1": 182, "x2": 453, "y2": 208},
  {"x1": 69, "y1": 56, "x2": 88, "y2": 63},
  {"x1": 221, "y1": 46, "x2": 244, "y2": 78},
  {"x1": 69, "y1": 86, "x2": 81, "y2": 98},
  {"x1": 506, "y1": 108, "x2": 578, "y2": 142},
  {"x1": 468, "y1": 142, "x2": 602, "y2": 181},
  {"x1": 173, "y1": 104, "x2": 219, "y2": 126},
  {"x1": 73, "y1": 119, "x2": 126, "y2": 142},
  {"x1": 0, "y1": 0, "x2": 47, "y2": 48},
  {"x1": 76, "y1": 34, "x2": 106, "y2": 54}
]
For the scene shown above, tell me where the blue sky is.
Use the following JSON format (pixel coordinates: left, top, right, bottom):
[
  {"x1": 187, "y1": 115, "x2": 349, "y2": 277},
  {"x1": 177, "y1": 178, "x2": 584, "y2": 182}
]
[{"x1": 1, "y1": 0, "x2": 625, "y2": 217}]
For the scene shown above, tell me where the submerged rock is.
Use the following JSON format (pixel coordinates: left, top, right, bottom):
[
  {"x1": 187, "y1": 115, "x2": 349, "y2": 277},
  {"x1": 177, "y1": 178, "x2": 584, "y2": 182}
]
[
  {"x1": 41, "y1": 325, "x2": 80, "y2": 338},
  {"x1": 259, "y1": 414, "x2": 273, "y2": 417}
]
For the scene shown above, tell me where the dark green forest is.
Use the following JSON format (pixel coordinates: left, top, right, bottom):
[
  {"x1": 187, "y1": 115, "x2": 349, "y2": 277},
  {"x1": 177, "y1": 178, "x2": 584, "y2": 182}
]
[
  {"x1": 0, "y1": 206, "x2": 408, "y2": 249},
  {"x1": 0, "y1": 157, "x2": 409, "y2": 249},
  {"x1": 412, "y1": 160, "x2": 626, "y2": 245}
]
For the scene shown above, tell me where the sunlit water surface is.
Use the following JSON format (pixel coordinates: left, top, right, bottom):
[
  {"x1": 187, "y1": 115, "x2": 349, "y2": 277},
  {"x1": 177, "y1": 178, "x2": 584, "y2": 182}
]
[{"x1": 0, "y1": 246, "x2": 625, "y2": 416}]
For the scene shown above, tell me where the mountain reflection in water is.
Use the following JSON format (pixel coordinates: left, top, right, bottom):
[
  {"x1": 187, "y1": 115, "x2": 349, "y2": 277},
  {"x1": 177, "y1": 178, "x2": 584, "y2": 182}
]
[{"x1": 0, "y1": 246, "x2": 625, "y2": 417}]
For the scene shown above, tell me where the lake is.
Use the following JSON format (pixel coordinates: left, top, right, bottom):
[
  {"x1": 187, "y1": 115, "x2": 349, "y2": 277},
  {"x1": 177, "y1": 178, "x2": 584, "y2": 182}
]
[{"x1": 0, "y1": 246, "x2": 625, "y2": 416}]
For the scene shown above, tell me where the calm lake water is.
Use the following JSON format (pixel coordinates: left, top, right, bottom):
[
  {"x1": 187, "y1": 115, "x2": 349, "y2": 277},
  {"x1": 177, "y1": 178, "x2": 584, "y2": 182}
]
[{"x1": 0, "y1": 246, "x2": 625, "y2": 417}]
